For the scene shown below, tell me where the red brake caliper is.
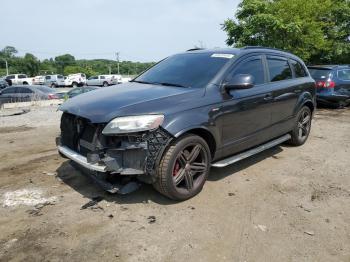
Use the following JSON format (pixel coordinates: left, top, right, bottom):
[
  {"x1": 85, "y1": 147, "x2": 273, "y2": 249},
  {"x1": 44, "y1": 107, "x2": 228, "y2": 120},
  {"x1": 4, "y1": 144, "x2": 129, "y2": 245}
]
[{"x1": 173, "y1": 161, "x2": 180, "y2": 176}]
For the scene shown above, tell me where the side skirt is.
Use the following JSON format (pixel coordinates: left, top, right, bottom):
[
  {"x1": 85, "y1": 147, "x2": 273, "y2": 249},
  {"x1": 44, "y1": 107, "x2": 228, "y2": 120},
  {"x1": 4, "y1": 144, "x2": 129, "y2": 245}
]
[{"x1": 212, "y1": 134, "x2": 291, "y2": 168}]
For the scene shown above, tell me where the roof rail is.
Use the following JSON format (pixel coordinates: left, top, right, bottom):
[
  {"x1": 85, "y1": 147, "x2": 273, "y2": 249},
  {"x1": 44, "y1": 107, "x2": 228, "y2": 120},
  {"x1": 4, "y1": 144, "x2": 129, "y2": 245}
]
[
  {"x1": 243, "y1": 46, "x2": 286, "y2": 52},
  {"x1": 186, "y1": 48, "x2": 205, "y2": 52}
]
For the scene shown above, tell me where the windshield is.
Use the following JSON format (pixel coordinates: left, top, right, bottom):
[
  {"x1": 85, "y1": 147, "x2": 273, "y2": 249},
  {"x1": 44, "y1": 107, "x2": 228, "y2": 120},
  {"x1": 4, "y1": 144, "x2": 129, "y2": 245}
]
[
  {"x1": 134, "y1": 53, "x2": 233, "y2": 88},
  {"x1": 308, "y1": 68, "x2": 332, "y2": 80}
]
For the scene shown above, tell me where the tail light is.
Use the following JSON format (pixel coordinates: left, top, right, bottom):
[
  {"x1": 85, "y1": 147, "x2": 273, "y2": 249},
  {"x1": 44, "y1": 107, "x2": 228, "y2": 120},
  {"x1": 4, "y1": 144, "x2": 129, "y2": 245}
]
[
  {"x1": 48, "y1": 94, "x2": 58, "y2": 99},
  {"x1": 316, "y1": 81, "x2": 335, "y2": 88}
]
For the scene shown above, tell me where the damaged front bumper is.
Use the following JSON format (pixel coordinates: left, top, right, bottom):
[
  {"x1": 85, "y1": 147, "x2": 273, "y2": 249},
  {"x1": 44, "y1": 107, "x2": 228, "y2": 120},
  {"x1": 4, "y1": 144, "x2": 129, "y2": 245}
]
[
  {"x1": 58, "y1": 145, "x2": 107, "y2": 172},
  {"x1": 57, "y1": 113, "x2": 173, "y2": 185}
]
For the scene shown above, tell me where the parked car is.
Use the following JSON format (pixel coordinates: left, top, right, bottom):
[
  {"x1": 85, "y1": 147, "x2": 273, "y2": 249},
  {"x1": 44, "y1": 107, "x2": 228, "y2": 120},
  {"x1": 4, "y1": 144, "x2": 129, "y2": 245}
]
[
  {"x1": 33, "y1": 75, "x2": 45, "y2": 85},
  {"x1": 0, "y1": 85, "x2": 59, "y2": 103},
  {"x1": 0, "y1": 78, "x2": 9, "y2": 89},
  {"x1": 44, "y1": 74, "x2": 65, "y2": 88},
  {"x1": 106, "y1": 74, "x2": 122, "y2": 85},
  {"x1": 5, "y1": 74, "x2": 33, "y2": 85},
  {"x1": 64, "y1": 73, "x2": 86, "y2": 87},
  {"x1": 57, "y1": 47, "x2": 316, "y2": 200},
  {"x1": 86, "y1": 75, "x2": 114, "y2": 87},
  {"x1": 58, "y1": 86, "x2": 98, "y2": 99},
  {"x1": 308, "y1": 65, "x2": 350, "y2": 108}
]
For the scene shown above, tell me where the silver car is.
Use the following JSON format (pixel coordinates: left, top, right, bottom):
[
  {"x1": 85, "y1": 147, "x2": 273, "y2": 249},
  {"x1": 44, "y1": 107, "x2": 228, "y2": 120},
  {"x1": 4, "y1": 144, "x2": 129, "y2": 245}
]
[{"x1": 44, "y1": 75, "x2": 65, "y2": 88}]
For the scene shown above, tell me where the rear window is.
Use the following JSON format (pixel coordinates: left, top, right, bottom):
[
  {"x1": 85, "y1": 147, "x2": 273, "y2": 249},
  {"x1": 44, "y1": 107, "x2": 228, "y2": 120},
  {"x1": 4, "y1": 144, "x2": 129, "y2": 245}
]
[
  {"x1": 337, "y1": 69, "x2": 350, "y2": 81},
  {"x1": 36, "y1": 86, "x2": 54, "y2": 93},
  {"x1": 267, "y1": 58, "x2": 292, "y2": 82},
  {"x1": 308, "y1": 68, "x2": 331, "y2": 80}
]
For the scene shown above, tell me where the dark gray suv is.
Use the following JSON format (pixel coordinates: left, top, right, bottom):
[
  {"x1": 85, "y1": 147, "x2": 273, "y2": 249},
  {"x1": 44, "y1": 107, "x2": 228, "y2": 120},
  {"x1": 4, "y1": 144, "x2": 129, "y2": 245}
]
[{"x1": 57, "y1": 47, "x2": 316, "y2": 200}]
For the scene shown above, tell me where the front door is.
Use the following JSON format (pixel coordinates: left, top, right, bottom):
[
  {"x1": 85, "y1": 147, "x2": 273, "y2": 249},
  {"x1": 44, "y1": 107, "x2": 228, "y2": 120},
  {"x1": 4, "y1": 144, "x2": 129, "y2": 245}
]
[{"x1": 219, "y1": 55, "x2": 274, "y2": 157}]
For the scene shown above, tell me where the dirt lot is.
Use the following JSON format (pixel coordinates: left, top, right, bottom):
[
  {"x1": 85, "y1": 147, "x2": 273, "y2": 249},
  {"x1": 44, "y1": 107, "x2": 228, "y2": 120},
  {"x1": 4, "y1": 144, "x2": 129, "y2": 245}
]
[{"x1": 0, "y1": 106, "x2": 349, "y2": 262}]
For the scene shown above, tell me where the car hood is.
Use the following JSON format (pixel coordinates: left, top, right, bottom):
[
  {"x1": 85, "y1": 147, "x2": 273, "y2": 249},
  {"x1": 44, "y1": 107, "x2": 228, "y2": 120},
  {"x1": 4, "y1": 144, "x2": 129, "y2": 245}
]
[{"x1": 59, "y1": 82, "x2": 205, "y2": 123}]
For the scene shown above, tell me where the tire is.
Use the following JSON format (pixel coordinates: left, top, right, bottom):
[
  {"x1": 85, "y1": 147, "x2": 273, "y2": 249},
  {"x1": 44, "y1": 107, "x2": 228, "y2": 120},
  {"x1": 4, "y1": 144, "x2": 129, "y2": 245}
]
[
  {"x1": 51, "y1": 83, "x2": 57, "y2": 88},
  {"x1": 102, "y1": 81, "x2": 108, "y2": 87},
  {"x1": 289, "y1": 106, "x2": 312, "y2": 146},
  {"x1": 23, "y1": 82, "x2": 28, "y2": 85},
  {"x1": 72, "y1": 82, "x2": 78, "y2": 88},
  {"x1": 153, "y1": 134, "x2": 211, "y2": 201}
]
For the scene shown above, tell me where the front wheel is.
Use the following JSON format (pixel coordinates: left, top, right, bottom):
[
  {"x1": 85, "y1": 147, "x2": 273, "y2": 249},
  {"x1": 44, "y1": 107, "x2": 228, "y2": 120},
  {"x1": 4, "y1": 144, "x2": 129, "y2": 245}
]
[
  {"x1": 153, "y1": 134, "x2": 211, "y2": 201},
  {"x1": 72, "y1": 82, "x2": 78, "y2": 88},
  {"x1": 102, "y1": 81, "x2": 108, "y2": 87},
  {"x1": 288, "y1": 106, "x2": 312, "y2": 146}
]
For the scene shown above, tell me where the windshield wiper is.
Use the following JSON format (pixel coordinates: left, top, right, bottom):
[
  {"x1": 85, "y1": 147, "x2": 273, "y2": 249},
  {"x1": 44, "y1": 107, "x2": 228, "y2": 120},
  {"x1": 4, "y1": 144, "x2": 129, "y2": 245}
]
[
  {"x1": 157, "y1": 82, "x2": 188, "y2": 88},
  {"x1": 131, "y1": 80, "x2": 188, "y2": 88},
  {"x1": 130, "y1": 80, "x2": 154, "y2": 85}
]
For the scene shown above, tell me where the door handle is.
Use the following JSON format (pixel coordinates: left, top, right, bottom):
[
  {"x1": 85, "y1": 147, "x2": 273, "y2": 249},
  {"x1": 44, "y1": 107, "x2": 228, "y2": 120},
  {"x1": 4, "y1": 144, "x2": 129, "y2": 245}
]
[{"x1": 263, "y1": 93, "x2": 273, "y2": 101}]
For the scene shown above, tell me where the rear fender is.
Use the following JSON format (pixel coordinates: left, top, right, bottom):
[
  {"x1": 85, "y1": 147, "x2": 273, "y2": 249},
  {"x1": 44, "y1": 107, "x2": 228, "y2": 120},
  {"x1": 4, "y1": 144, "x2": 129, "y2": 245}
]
[{"x1": 293, "y1": 91, "x2": 316, "y2": 116}]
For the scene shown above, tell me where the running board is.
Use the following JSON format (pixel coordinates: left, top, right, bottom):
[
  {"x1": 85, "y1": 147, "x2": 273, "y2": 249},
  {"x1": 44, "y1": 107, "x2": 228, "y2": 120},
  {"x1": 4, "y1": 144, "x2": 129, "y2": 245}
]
[{"x1": 212, "y1": 134, "x2": 291, "y2": 168}]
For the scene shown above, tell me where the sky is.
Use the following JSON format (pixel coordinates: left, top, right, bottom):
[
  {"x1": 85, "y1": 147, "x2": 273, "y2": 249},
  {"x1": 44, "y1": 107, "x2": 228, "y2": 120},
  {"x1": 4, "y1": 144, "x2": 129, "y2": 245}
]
[{"x1": 0, "y1": 0, "x2": 240, "y2": 62}]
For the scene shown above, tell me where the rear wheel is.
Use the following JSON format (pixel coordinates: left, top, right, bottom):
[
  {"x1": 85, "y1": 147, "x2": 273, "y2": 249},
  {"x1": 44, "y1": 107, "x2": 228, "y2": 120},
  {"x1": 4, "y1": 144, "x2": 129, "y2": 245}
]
[
  {"x1": 51, "y1": 83, "x2": 57, "y2": 88},
  {"x1": 289, "y1": 106, "x2": 312, "y2": 146},
  {"x1": 102, "y1": 81, "x2": 108, "y2": 87},
  {"x1": 72, "y1": 82, "x2": 78, "y2": 88},
  {"x1": 153, "y1": 135, "x2": 211, "y2": 201}
]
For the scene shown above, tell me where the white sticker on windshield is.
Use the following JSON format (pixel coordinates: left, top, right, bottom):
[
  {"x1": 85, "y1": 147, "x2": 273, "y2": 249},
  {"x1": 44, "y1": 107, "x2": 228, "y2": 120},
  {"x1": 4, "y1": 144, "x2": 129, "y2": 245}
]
[{"x1": 211, "y1": 53, "x2": 234, "y2": 59}]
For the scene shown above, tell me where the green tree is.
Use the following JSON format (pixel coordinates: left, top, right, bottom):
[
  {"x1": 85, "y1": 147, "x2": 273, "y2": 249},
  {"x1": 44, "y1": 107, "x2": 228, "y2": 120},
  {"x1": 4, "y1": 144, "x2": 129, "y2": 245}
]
[
  {"x1": 22, "y1": 53, "x2": 40, "y2": 76},
  {"x1": 0, "y1": 46, "x2": 18, "y2": 58},
  {"x1": 222, "y1": 0, "x2": 350, "y2": 64},
  {"x1": 54, "y1": 54, "x2": 76, "y2": 74}
]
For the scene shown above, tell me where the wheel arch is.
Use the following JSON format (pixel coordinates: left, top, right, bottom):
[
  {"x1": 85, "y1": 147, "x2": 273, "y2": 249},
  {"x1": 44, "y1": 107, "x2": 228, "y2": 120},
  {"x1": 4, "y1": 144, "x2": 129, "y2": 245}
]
[
  {"x1": 294, "y1": 91, "x2": 316, "y2": 116},
  {"x1": 174, "y1": 127, "x2": 216, "y2": 159}
]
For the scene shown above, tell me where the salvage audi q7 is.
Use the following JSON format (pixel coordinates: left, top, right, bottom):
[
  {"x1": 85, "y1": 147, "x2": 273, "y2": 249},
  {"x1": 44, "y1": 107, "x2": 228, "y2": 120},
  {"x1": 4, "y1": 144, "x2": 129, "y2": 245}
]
[{"x1": 57, "y1": 47, "x2": 316, "y2": 200}]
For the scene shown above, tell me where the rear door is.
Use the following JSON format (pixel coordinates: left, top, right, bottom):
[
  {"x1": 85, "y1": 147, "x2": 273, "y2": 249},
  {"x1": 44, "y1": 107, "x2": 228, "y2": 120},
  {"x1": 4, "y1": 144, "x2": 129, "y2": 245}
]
[
  {"x1": 267, "y1": 56, "x2": 299, "y2": 131},
  {"x1": 17, "y1": 87, "x2": 34, "y2": 102},
  {"x1": 219, "y1": 55, "x2": 274, "y2": 156}
]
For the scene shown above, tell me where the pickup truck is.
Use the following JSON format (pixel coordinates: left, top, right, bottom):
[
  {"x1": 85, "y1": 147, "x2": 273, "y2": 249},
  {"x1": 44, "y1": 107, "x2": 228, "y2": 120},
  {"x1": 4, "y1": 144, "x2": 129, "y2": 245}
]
[
  {"x1": 64, "y1": 73, "x2": 86, "y2": 87},
  {"x1": 5, "y1": 74, "x2": 34, "y2": 85},
  {"x1": 86, "y1": 75, "x2": 114, "y2": 87}
]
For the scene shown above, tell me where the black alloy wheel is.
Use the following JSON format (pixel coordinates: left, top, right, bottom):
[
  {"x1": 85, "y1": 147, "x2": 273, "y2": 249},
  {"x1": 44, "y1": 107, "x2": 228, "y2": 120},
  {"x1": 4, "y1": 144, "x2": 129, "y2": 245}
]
[{"x1": 154, "y1": 135, "x2": 211, "y2": 200}]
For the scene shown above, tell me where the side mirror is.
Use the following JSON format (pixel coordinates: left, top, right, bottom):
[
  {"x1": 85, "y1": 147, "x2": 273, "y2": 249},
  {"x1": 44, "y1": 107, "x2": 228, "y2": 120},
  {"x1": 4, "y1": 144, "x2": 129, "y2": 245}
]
[{"x1": 223, "y1": 74, "x2": 255, "y2": 91}]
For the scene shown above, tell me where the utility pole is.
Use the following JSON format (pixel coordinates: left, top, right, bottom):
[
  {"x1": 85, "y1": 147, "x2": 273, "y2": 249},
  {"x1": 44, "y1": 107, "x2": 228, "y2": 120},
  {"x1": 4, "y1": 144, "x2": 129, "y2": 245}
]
[
  {"x1": 5, "y1": 60, "x2": 8, "y2": 75},
  {"x1": 115, "y1": 52, "x2": 120, "y2": 75},
  {"x1": 1, "y1": 59, "x2": 9, "y2": 75}
]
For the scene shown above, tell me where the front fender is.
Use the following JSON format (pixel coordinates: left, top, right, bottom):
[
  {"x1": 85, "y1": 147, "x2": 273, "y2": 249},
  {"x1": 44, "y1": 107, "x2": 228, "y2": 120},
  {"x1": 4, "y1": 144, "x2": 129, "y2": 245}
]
[{"x1": 162, "y1": 108, "x2": 220, "y2": 148}]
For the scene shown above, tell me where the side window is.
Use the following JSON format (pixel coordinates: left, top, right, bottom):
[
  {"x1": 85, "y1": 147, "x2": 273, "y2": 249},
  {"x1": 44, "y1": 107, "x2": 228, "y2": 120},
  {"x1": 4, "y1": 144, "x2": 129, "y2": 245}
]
[
  {"x1": 7, "y1": 75, "x2": 15, "y2": 80},
  {"x1": 18, "y1": 87, "x2": 33, "y2": 93},
  {"x1": 57, "y1": 75, "x2": 63, "y2": 79},
  {"x1": 230, "y1": 58, "x2": 265, "y2": 85},
  {"x1": 18, "y1": 74, "x2": 27, "y2": 79},
  {"x1": 291, "y1": 60, "x2": 307, "y2": 78},
  {"x1": 267, "y1": 58, "x2": 292, "y2": 82},
  {"x1": 100, "y1": 76, "x2": 105, "y2": 79},
  {"x1": 45, "y1": 76, "x2": 51, "y2": 80},
  {"x1": 2, "y1": 87, "x2": 16, "y2": 94},
  {"x1": 337, "y1": 69, "x2": 350, "y2": 81}
]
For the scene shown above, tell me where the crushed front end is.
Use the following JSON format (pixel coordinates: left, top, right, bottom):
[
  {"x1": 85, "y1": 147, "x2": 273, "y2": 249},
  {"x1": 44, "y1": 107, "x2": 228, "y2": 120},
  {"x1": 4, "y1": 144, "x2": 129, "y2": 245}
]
[{"x1": 57, "y1": 112, "x2": 173, "y2": 193}]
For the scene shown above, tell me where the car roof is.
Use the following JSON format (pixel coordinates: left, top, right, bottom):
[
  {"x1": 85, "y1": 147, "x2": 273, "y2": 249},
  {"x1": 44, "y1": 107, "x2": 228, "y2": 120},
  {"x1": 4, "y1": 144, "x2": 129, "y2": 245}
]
[
  {"x1": 308, "y1": 65, "x2": 350, "y2": 70},
  {"x1": 183, "y1": 46, "x2": 303, "y2": 61}
]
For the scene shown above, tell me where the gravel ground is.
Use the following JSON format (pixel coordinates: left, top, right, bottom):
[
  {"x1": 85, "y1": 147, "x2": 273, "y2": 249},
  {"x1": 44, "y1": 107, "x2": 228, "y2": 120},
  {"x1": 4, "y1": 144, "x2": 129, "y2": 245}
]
[{"x1": 0, "y1": 106, "x2": 349, "y2": 262}]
